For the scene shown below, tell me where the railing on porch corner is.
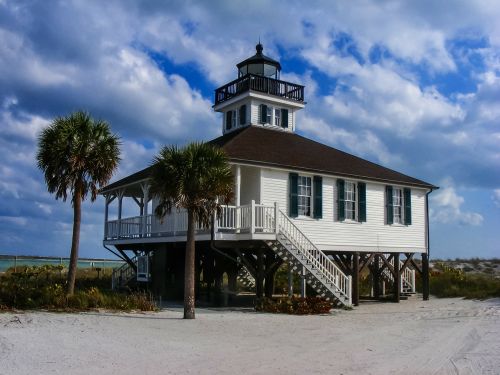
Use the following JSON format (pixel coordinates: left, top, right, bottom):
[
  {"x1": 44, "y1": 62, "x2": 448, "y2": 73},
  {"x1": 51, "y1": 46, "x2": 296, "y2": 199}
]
[{"x1": 105, "y1": 200, "x2": 276, "y2": 240}]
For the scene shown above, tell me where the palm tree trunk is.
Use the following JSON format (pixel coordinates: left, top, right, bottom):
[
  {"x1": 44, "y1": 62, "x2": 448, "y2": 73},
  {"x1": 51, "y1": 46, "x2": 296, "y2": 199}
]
[
  {"x1": 184, "y1": 209, "x2": 196, "y2": 319},
  {"x1": 66, "y1": 186, "x2": 82, "y2": 296}
]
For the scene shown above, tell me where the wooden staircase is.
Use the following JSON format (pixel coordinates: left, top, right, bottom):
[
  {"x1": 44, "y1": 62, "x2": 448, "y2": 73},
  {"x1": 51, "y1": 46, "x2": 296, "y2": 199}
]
[
  {"x1": 265, "y1": 210, "x2": 352, "y2": 307},
  {"x1": 111, "y1": 256, "x2": 137, "y2": 290},
  {"x1": 236, "y1": 265, "x2": 256, "y2": 289},
  {"x1": 379, "y1": 257, "x2": 416, "y2": 296}
]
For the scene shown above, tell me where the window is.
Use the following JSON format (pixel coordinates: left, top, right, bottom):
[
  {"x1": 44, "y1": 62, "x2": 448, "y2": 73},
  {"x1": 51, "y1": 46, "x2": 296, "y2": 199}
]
[
  {"x1": 260, "y1": 104, "x2": 272, "y2": 124},
  {"x1": 274, "y1": 107, "x2": 281, "y2": 126},
  {"x1": 393, "y1": 188, "x2": 403, "y2": 224},
  {"x1": 265, "y1": 106, "x2": 272, "y2": 124},
  {"x1": 225, "y1": 110, "x2": 237, "y2": 130},
  {"x1": 297, "y1": 176, "x2": 312, "y2": 216},
  {"x1": 345, "y1": 181, "x2": 356, "y2": 220},
  {"x1": 386, "y1": 186, "x2": 411, "y2": 225}
]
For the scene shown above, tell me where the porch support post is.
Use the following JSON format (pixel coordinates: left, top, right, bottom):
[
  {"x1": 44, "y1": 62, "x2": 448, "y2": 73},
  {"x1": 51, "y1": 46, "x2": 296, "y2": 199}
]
[
  {"x1": 300, "y1": 266, "x2": 306, "y2": 298},
  {"x1": 104, "y1": 194, "x2": 110, "y2": 239},
  {"x1": 394, "y1": 253, "x2": 401, "y2": 302},
  {"x1": 352, "y1": 251, "x2": 359, "y2": 306},
  {"x1": 372, "y1": 254, "x2": 381, "y2": 298},
  {"x1": 422, "y1": 253, "x2": 430, "y2": 301},
  {"x1": 256, "y1": 248, "x2": 264, "y2": 298},
  {"x1": 288, "y1": 263, "x2": 293, "y2": 297},
  {"x1": 117, "y1": 190, "x2": 124, "y2": 238},
  {"x1": 141, "y1": 183, "x2": 150, "y2": 237},
  {"x1": 250, "y1": 200, "x2": 255, "y2": 234},
  {"x1": 235, "y1": 165, "x2": 241, "y2": 207}
]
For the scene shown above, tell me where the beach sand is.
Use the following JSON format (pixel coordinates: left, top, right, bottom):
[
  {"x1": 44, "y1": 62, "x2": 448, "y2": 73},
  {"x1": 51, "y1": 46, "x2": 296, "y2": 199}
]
[{"x1": 1, "y1": 297, "x2": 499, "y2": 374}]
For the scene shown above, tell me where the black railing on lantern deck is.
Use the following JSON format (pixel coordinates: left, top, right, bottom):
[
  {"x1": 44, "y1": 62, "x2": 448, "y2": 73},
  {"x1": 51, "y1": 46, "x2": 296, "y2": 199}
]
[{"x1": 214, "y1": 74, "x2": 304, "y2": 105}]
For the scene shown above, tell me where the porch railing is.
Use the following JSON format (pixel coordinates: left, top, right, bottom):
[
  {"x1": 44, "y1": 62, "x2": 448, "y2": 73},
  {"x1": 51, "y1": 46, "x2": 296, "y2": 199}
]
[{"x1": 105, "y1": 201, "x2": 276, "y2": 240}]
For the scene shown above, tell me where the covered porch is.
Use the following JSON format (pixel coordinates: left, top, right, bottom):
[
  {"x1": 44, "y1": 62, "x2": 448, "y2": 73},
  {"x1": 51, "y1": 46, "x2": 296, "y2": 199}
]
[{"x1": 102, "y1": 164, "x2": 265, "y2": 244}]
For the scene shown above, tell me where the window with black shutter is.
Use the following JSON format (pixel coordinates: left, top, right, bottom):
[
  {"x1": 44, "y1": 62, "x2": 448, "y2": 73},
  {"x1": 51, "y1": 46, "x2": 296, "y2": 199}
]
[
  {"x1": 313, "y1": 176, "x2": 322, "y2": 219},
  {"x1": 239, "y1": 105, "x2": 246, "y2": 125},
  {"x1": 337, "y1": 179, "x2": 345, "y2": 221},
  {"x1": 281, "y1": 109, "x2": 289, "y2": 128},
  {"x1": 289, "y1": 173, "x2": 298, "y2": 217},
  {"x1": 226, "y1": 111, "x2": 232, "y2": 130}
]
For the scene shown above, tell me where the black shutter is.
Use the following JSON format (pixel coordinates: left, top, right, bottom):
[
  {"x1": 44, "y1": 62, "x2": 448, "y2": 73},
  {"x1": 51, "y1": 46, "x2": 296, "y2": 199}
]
[
  {"x1": 337, "y1": 179, "x2": 345, "y2": 221},
  {"x1": 281, "y1": 108, "x2": 289, "y2": 128},
  {"x1": 260, "y1": 104, "x2": 267, "y2": 124},
  {"x1": 289, "y1": 173, "x2": 298, "y2": 218},
  {"x1": 404, "y1": 188, "x2": 412, "y2": 225},
  {"x1": 313, "y1": 176, "x2": 322, "y2": 219},
  {"x1": 358, "y1": 182, "x2": 366, "y2": 222},
  {"x1": 386, "y1": 186, "x2": 393, "y2": 225},
  {"x1": 226, "y1": 111, "x2": 232, "y2": 130},
  {"x1": 239, "y1": 105, "x2": 246, "y2": 125}
]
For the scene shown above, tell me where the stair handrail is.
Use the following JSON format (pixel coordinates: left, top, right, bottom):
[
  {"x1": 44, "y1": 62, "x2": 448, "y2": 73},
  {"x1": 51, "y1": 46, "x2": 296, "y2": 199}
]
[
  {"x1": 111, "y1": 256, "x2": 137, "y2": 290},
  {"x1": 379, "y1": 258, "x2": 416, "y2": 293},
  {"x1": 277, "y1": 210, "x2": 351, "y2": 304}
]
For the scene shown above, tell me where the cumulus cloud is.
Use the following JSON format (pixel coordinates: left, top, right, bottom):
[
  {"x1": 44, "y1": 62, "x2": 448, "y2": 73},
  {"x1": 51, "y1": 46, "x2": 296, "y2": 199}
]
[{"x1": 430, "y1": 179, "x2": 483, "y2": 226}]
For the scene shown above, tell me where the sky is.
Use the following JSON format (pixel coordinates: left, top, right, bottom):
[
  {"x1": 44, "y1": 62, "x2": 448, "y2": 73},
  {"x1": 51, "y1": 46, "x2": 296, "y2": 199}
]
[{"x1": 0, "y1": 0, "x2": 499, "y2": 260}]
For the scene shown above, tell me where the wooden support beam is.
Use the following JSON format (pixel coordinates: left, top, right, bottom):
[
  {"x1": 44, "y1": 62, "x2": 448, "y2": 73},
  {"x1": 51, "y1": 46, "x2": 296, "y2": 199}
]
[
  {"x1": 359, "y1": 253, "x2": 376, "y2": 273},
  {"x1": 233, "y1": 249, "x2": 257, "y2": 279},
  {"x1": 422, "y1": 253, "x2": 430, "y2": 301},
  {"x1": 380, "y1": 253, "x2": 396, "y2": 278},
  {"x1": 393, "y1": 253, "x2": 401, "y2": 302},
  {"x1": 410, "y1": 258, "x2": 423, "y2": 275},
  {"x1": 400, "y1": 253, "x2": 414, "y2": 274},
  {"x1": 256, "y1": 248, "x2": 264, "y2": 298},
  {"x1": 264, "y1": 252, "x2": 275, "y2": 297},
  {"x1": 330, "y1": 254, "x2": 350, "y2": 275},
  {"x1": 352, "y1": 252, "x2": 359, "y2": 306},
  {"x1": 372, "y1": 254, "x2": 381, "y2": 298}
]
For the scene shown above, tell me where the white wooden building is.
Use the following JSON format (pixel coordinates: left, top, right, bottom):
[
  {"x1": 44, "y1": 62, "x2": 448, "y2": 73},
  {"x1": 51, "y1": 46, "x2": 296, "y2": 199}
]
[{"x1": 101, "y1": 44, "x2": 437, "y2": 307}]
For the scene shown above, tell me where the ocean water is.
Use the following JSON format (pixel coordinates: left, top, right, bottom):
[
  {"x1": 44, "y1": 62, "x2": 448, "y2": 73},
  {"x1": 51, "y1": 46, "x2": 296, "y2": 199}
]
[{"x1": 0, "y1": 256, "x2": 125, "y2": 272}]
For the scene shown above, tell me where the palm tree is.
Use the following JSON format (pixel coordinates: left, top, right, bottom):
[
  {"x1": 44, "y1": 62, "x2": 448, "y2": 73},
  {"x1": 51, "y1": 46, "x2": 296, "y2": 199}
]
[
  {"x1": 149, "y1": 142, "x2": 233, "y2": 319},
  {"x1": 37, "y1": 111, "x2": 121, "y2": 295}
]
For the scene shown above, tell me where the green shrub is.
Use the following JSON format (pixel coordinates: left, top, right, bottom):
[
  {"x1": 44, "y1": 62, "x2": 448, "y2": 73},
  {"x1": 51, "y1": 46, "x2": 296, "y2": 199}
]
[
  {"x1": 428, "y1": 266, "x2": 500, "y2": 299},
  {"x1": 0, "y1": 265, "x2": 156, "y2": 312},
  {"x1": 255, "y1": 296, "x2": 333, "y2": 315}
]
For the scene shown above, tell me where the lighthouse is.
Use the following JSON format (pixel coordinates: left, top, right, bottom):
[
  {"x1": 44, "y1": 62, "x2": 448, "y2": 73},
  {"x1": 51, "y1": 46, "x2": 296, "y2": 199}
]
[{"x1": 213, "y1": 43, "x2": 305, "y2": 134}]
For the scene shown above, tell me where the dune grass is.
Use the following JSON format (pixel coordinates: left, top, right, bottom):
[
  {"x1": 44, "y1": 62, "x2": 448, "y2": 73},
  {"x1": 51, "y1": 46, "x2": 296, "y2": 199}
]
[
  {"x1": 427, "y1": 263, "x2": 500, "y2": 299},
  {"x1": 0, "y1": 265, "x2": 156, "y2": 311}
]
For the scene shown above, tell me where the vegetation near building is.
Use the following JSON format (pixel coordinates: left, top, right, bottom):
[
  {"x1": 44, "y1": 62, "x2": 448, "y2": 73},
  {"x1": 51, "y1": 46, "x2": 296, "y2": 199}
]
[
  {"x1": 149, "y1": 143, "x2": 233, "y2": 319},
  {"x1": 37, "y1": 111, "x2": 121, "y2": 295}
]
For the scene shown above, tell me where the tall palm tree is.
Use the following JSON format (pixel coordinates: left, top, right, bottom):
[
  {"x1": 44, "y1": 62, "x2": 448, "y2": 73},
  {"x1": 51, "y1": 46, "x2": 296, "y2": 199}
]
[
  {"x1": 149, "y1": 142, "x2": 233, "y2": 319},
  {"x1": 37, "y1": 111, "x2": 121, "y2": 295}
]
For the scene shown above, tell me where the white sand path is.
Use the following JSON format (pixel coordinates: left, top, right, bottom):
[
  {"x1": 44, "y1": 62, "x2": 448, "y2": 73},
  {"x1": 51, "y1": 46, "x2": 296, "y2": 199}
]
[{"x1": 0, "y1": 297, "x2": 499, "y2": 375}]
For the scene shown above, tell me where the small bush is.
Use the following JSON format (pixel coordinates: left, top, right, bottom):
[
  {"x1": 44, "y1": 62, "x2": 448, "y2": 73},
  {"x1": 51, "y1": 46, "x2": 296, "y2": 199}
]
[
  {"x1": 255, "y1": 296, "x2": 333, "y2": 315},
  {"x1": 428, "y1": 266, "x2": 500, "y2": 300},
  {"x1": 0, "y1": 265, "x2": 156, "y2": 312}
]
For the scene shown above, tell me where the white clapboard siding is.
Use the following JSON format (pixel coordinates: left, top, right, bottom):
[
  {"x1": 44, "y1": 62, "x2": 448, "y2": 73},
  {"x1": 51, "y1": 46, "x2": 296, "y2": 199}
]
[
  {"x1": 260, "y1": 167, "x2": 427, "y2": 252},
  {"x1": 240, "y1": 166, "x2": 261, "y2": 205}
]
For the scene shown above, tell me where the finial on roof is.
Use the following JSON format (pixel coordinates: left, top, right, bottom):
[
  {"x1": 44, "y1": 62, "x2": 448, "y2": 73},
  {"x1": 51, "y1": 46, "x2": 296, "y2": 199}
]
[{"x1": 256, "y1": 41, "x2": 263, "y2": 55}]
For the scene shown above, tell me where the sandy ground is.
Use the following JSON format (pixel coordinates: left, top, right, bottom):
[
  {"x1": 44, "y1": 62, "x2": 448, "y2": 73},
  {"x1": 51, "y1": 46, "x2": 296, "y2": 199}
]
[{"x1": 1, "y1": 297, "x2": 499, "y2": 375}]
